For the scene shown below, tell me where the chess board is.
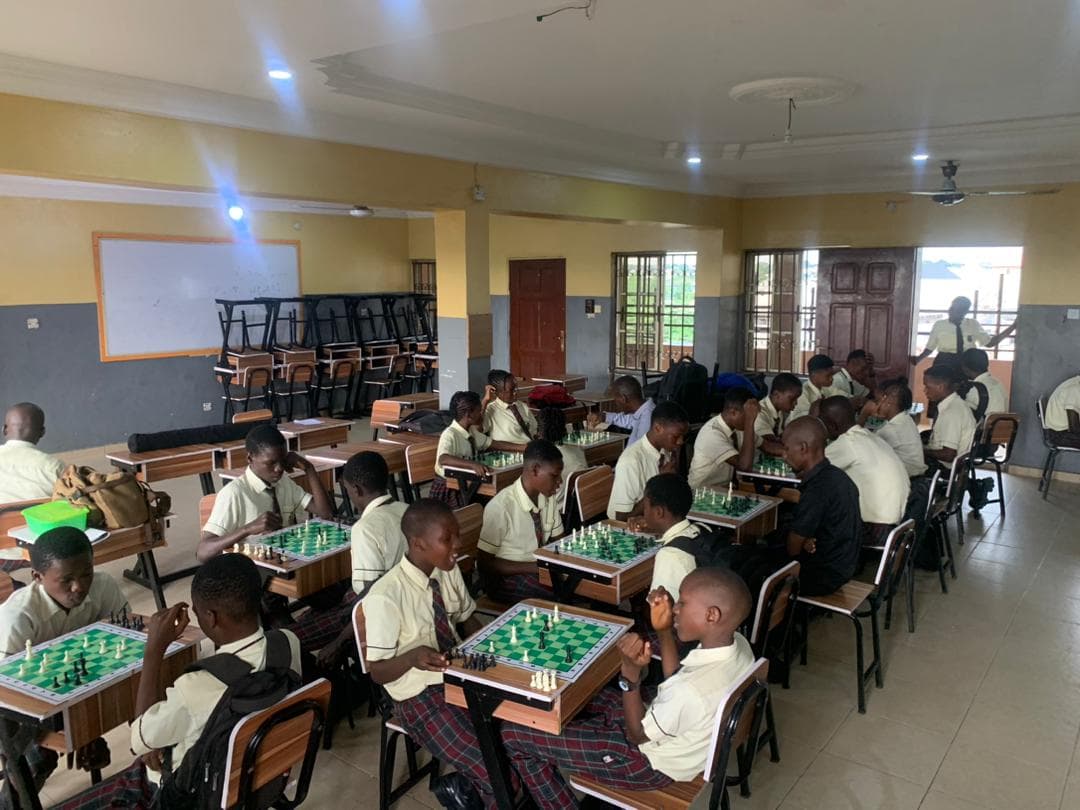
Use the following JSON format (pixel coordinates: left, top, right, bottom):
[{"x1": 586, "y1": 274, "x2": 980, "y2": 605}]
[
  {"x1": 545, "y1": 525, "x2": 659, "y2": 568},
  {"x1": 477, "y1": 451, "x2": 523, "y2": 469},
  {"x1": 752, "y1": 458, "x2": 796, "y2": 477},
  {"x1": 246, "y1": 519, "x2": 351, "y2": 564},
  {"x1": 561, "y1": 431, "x2": 609, "y2": 447},
  {"x1": 460, "y1": 604, "x2": 623, "y2": 681},
  {"x1": 690, "y1": 491, "x2": 773, "y2": 521},
  {"x1": 0, "y1": 623, "x2": 183, "y2": 704}
]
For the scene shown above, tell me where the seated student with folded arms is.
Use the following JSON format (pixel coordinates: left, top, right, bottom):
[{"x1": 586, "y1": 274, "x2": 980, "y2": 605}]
[
  {"x1": 0, "y1": 402, "x2": 64, "y2": 504},
  {"x1": 587, "y1": 375, "x2": 655, "y2": 447},
  {"x1": 365, "y1": 499, "x2": 502, "y2": 810},
  {"x1": 755, "y1": 373, "x2": 802, "y2": 457},
  {"x1": 607, "y1": 402, "x2": 689, "y2": 521},
  {"x1": 775, "y1": 417, "x2": 863, "y2": 595},
  {"x1": 819, "y1": 396, "x2": 909, "y2": 544},
  {"x1": 481, "y1": 369, "x2": 536, "y2": 446},
  {"x1": 791, "y1": 354, "x2": 845, "y2": 419},
  {"x1": 639, "y1": 473, "x2": 702, "y2": 600},
  {"x1": 688, "y1": 389, "x2": 759, "y2": 490},
  {"x1": 1045, "y1": 372, "x2": 1080, "y2": 449},
  {"x1": 56, "y1": 554, "x2": 302, "y2": 810},
  {"x1": 960, "y1": 348, "x2": 1007, "y2": 416},
  {"x1": 430, "y1": 390, "x2": 520, "y2": 507},
  {"x1": 860, "y1": 378, "x2": 927, "y2": 477},
  {"x1": 922, "y1": 365, "x2": 977, "y2": 468},
  {"x1": 478, "y1": 439, "x2": 564, "y2": 601},
  {"x1": 501, "y1": 568, "x2": 754, "y2": 809}
]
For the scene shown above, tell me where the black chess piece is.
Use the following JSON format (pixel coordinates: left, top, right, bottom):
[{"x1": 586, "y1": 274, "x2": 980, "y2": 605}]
[
  {"x1": 81, "y1": 660, "x2": 88, "y2": 676},
  {"x1": 63, "y1": 671, "x2": 69, "y2": 684},
  {"x1": 543, "y1": 618, "x2": 551, "y2": 632},
  {"x1": 565, "y1": 645, "x2": 573, "y2": 664},
  {"x1": 487, "y1": 654, "x2": 496, "y2": 668},
  {"x1": 52, "y1": 676, "x2": 60, "y2": 689},
  {"x1": 74, "y1": 674, "x2": 82, "y2": 686},
  {"x1": 538, "y1": 632, "x2": 546, "y2": 651}
]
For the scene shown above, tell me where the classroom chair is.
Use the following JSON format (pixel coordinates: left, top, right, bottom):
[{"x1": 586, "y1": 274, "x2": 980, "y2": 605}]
[
  {"x1": 795, "y1": 520, "x2": 915, "y2": 714},
  {"x1": 232, "y1": 408, "x2": 274, "y2": 426},
  {"x1": 312, "y1": 358, "x2": 358, "y2": 418},
  {"x1": 273, "y1": 362, "x2": 317, "y2": 421},
  {"x1": 748, "y1": 561, "x2": 800, "y2": 691},
  {"x1": 356, "y1": 354, "x2": 412, "y2": 415},
  {"x1": 968, "y1": 412, "x2": 1020, "y2": 519},
  {"x1": 452, "y1": 503, "x2": 483, "y2": 586},
  {"x1": 352, "y1": 601, "x2": 440, "y2": 810},
  {"x1": 217, "y1": 678, "x2": 331, "y2": 809},
  {"x1": 575, "y1": 465, "x2": 614, "y2": 527},
  {"x1": 559, "y1": 465, "x2": 598, "y2": 532},
  {"x1": 223, "y1": 366, "x2": 275, "y2": 423},
  {"x1": 568, "y1": 658, "x2": 774, "y2": 810},
  {"x1": 1037, "y1": 397, "x2": 1080, "y2": 500}
]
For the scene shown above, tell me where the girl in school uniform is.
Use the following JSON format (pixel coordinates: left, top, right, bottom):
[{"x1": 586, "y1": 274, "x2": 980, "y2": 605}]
[
  {"x1": 430, "y1": 391, "x2": 519, "y2": 507},
  {"x1": 537, "y1": 406, "x2": 587, "y2": 509}
]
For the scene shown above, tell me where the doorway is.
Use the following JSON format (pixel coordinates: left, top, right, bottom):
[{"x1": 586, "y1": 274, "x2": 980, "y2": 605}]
[{"x1": 509, "y1": 258, "x2": 566, "y2": 379}]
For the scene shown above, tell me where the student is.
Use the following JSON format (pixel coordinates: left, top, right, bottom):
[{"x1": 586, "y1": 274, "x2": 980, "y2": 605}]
[
  {"x1": 791, "y1": 354, "x2": 844, "y2": 419},
  {"x1": 431, "y1": 391, "x2": 519, "y2": 507},
  {"x1": 641, "y1": 473, "x2": 702, "y2": 600},
  {"x1": 834, "y1": 349, "x2": 875, "y2": 401},
  {"x1": 587, "y1": 376, "x2": 655, "y2": 446},
  {"x1": 57, "y1": 554, "x2": 302, "y2": 809},
  {"x1": 861, "y1": 379, "x2": 927, "y2": 477},
  {"x1": 755, "y1": 373, "x2": 801, "y2": 457},
  {"x1": 0, "y1": 402, "x2": 64, "y2": 504},
  {"x1": 501, "y1": 569, "x2": 755, "y2": 809},
  {"x1": 481, "y1": 369, "x2": 536, "y2": 446},
  {"x1": 345, "y1": 452, "x2": 409, "y2": 599},
  {"x1": 365, "y1": 499, "x2": 499, "y2": 809},
  {"x1": 199, "y1": 424, "x2": 334, "y2": 561},
  {"x1": 960, "y1": 348, "x2": 1007, "y2": 416},
  {"x1": 607, "y1": 402, "x2": 689, "y2": 521},
  {"x1": 776, "y1": 417, "x2": 862, "y2": 595},
  {"x1": 1045, "y1": 373, "x2": 1080, "y2": 448},
  {"x1": 537, "y1": 406, "x2": 586, "y2": 506},
  {"x1": 478, "y1": 439, "x2": 564, "y2": 601},
  {"x1": 819, "y1": 396, "x2": 909, "y2": 543},
  {"x1": 911, "y1": 295, "x2": 1015, "y2": 368},
  {"x1": 923, "y1": 365, "x2": 977, "y2": 467},
  {"x1": 688, "y1": 389, "x2": 758, "y2": 489}
]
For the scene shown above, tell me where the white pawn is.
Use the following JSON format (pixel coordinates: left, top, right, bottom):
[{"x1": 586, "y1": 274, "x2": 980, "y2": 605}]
[
  {"x1": 115, "y1": 646, "x2": 123, "y2": 659},
  {"x1": 522, "y1": 649, "x2": 530, "y2": 664},
  {"x1": 530, "y1": 672, "x2": 539, "y2": 689},
  {"x1": 524, "y1": 611, "x2": 532, "y2": 624},
  {"x1": 63, "y1": 651, "x2": 70, "y2": 664},
  {"x1": 99, "y1": 640, "x2": 107, "y2": 655},
  {"x1": 510, "y1": 626, "x2": 518, "y2": 645},
  {"x1": 488, "y1": 640, "x2": 495, "y2": 654}
]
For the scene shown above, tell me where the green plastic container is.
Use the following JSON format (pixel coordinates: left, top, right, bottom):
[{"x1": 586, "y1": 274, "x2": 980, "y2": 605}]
[{"x1": 21, "y1": 501, "x2": 90, "y2": 537}]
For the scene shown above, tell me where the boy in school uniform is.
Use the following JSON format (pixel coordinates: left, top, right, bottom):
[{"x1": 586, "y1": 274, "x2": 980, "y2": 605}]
[
  {"x1": 478, "y1": 439, "x2": 565, "y2": 602},
  {"x1": 365, "y1": 499, "x2": 502, "y2": 810},
  {"x1": 587, "y1": 376, "x2": 656, "y2": 447},
  {"x1": 500, "y1": 568, "x2": 755, "y2": 809},
  {"x1": 755, "y1": 373, "x2": 802, "y2": 457},
  {"x1": 639, "y1": 473, "x2": 702, "y2": 600},
  {"x1": 819, "y1": 396, "x2": 909, "y2": 544},
  {"x1": 607, "y1": 402, "x2": 689, "y2": 521},
  {"x1": 431, "y1": 390, "x2": 520, "y2": 507},
  {"x1": 960, "y1": 348, "x2": 1007, "y2": 416},
  {"x1": 688, "y1": 388, "x2": 759, "y2": 489},
  {"x1": 834, "y1": 349, "x2": 875, "y2": 402},
  {"x1": 0, "y1": 402, "x2": 64, "y2": 504},
  {"x1": 1045, "y1": 373, "x2": 1080, "y2": 448},
  {"x1": 860, "y1": 379, "x2": 927, "y2": 477},
  {"x1": 791, "y1": 354, "x2": 845, "y2": 420},
  {"x1": 481, "y1": 370, "x2": 537, "y2": 446},
  {"x1": 345, "y1": 452, "x2": 409, "y2": 598},
  {"x1": 56, "y1": 554, "x2": 302, "y2": 809},
  {"x1": 923, "y1": 365, "x2": 977, "y2": 467}
]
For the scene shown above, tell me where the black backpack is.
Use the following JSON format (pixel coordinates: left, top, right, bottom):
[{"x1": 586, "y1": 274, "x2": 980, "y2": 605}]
[
  {"x1": 957, "y1": 379, "x2": 989, "y2": 421},
  {"x1": 651, "y1": 357, "x2": 710, "y2": 423},
  {"x1": 399, "y1": 408, "x2": 453, "y2": 435},
  {"x1": 154, "y1": 630, "x2": 302, "y2": 810},
  {"x1": 666, "y1": 523, "x2": 738, "y2": 568}
]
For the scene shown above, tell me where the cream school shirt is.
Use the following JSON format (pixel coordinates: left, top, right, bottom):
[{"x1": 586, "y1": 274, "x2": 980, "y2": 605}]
[
  {"x1": 966, "y1": 371, "x2": 1008, "y2": 416},
  {"x1": 607, "y1": 437, "x2": 663, "y2": 520},
  {"x1": 364, "y1": 556, "x2": 476, "y2": 702},
  {"x1": 483, "y1": 399, "x2": 537, "y2": 444},
  {"x1": 0, "y1": 440, "x2": 64, "y2": 504},
  {"x1": 924, "y1": 317, "x2": 990, "y2": 354},
  {"x1": 791, "y1": 380, "x2": 845, "y2": 420},
  {"x1": 0, "y1": 573, "x2": 129, "y2": 655},
  {"x1": 754, "y1": 397, "x2": 788, "y2": 439},
  {"x1": 639, "y1": 634, "x2": 755, "y2": 781},
  {"x1": 478, "y1": 479, "x2": 563, "y2": 562},
  {"x1": 928, "y1": 393, "x2": 977, "y2": 454},
  {"x1": 688, "y1": 415, "x2": 740, "y2": 489},
  {"x1": 874, "y1": 412, "x2": 928, "y2": 478},
  {"x1": 825, "y1": 425, "x2": 909, "y2": 525},
  {"x1": 1046, "y1": 376, "x2": 1080, "y2": 431},
  {"x1": 132, "y1": 628, "x2": 302, "y2": 784},
  {"x1": 835, "y1": 368, "x2": 870, "y2": 399},
  {"x1": 556, "y1": 443, "x2": 588, "y2": 507},
  {"x1": 649, "y1": 520, "x2": 702, "y2": 600},
  {"x1": 202, "y1": 467, "x2": 312, "y2": 537},
  {"x1": 350, "y1": 495, "x2": 409, "y2": 596},
  {"x1": 434, "y1": 421, "x2": 492, "y2": 477}
]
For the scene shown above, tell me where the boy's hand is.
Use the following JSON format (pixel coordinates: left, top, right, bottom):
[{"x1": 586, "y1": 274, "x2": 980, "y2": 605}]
[
  {"x1": 626, "y1": 515, "x2": 648, "y2": 533},
  {"x1": 743, "y1": 397, "x2": 761, "y2": 423},
  {"x1": 617, "y1": 633, "x2": 651, "y2": 676},
  {"x1": 410, "y1": 646, "x2": 449, "y2": 672},
  {"x1": 146, "y1": 603, "x2": 189, "y2": 652},
  {"x1": 802, "y1": 538, "x2": 817, "y2": 554},
  {"x1": 659, "y1": 452, "x2": 678, "y2": 475},
  {"x1": 246, "y1": 512, "x2": 282, "y2": 536},
  {"x1": 472, "y1": 462, "x2": 492, "y2": 477},
  {"x1": 139, "y1": 750, "x2": 165, "y2": 773},
  {"x1": 284, "y1": 451, "x2": 314, "y2": 473},
  {"x1": 647, "y1": 587, "x2": 675, "y2": 631},
  {"x1": 860, "y1": 399, "x2": 879, "y2": 419},
  {"x1": 483, "y1": 384, "x2": 497, "y2": 403},
  {"x1": 586, "y1": 411, "x2": 601, "y2": 429}
]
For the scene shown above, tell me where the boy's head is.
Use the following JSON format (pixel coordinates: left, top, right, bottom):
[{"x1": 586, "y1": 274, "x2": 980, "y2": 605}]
[
  {"x1": 30, "y1": 527, "x2": 94, "y2": 611},
  {"x1": 522, "y1": 439, "x2": 564, "y2": 498},
  {"x1": 960, "y1": 348, "x2": 989, "y2": 379},
  {"x1": 876, "y1": 377, "x2": 913, "y2": 420},
  {"x1": 611, "y1": 376, "x2": 644, "y2": 413},
  {"x1": 721, "y1": 388, "x2": 756, "y2": 431},
  {"x1": 642, "y1": 473, "x2": 692, "y2": 534},
  {"x1": 3, "y1": 402, "x2": 46, "y2": 444},
  {"x1": 818, "y1": 396, "x2": 856, "y2": 440},
  {"x1": 191, "y1": 553, "x2": 263, "y2": 641},
  {"x1": 245, "y1": 424, "x2": 289, "y2": 486},
  {"x1": 781, "y1": 415, "x2": 827, "y2": 474},
  {"x1": 487, "y1": 370, "x2": 517, "y2": 404},
  {"x1": 769, "y1": 374, "x2": 802, "y2": 414},
  {"x1": 537, "y1": 406, "x2": 567, "y2": 444},
  {"x1": 449, "y1": 390, "x2": 483, "y2": 428},
  {"x1": 341, "y1": 451, "x2": 390, "y2": 506},
  {"x1": 807, "y1": 355, "x2": 837, "y2": 390},
  {"x1": 846, "y1": 349, "x2": 870, "y2": 381},
  {"x1": 948, "y1": 296, "x2": 971, "y2": 323},
  {"x1": 672, "y1": 567, "x2": 752, "y2": 644},
  {"x1": 402, "y1": 498, "x2": 459, "y2": 573},
  {"x1": 648, "y1": 401, "x2": 690, "y2": 453},
  {"x1": 923, "y1": 365, "x2": 958, "y2": 404}
]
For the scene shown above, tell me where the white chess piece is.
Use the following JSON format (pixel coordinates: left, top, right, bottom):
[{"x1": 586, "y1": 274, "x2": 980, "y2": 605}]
[
  {"x1": 24, "y1": 640, "x2": 31, "y2": 661},
  {"x1": 522, "y1": 649, "x2": 530, "y2": 664},
  {"x1": 510, "y1": 626, "x2": 518, "y2": 645},
  {"x1": 553, "y1": 605, "x2": 560, "y2": 623},
  {"x1": 488, "y1": 640, "x2": 495, "y2": 653},
  {"x1": 524, "y1": 611, "x2": 532, "y2": 624}
]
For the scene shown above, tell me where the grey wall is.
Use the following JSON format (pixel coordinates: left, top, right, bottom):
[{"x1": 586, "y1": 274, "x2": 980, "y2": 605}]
[
  {"x1": 491, "y1": 295, "x2": 510, "y2": 372},
  {"x1": 694, "y1": 295, "x2": 742, "y2": 373},
  {"x1": 436, "y1": 315, "x2": 490, "y2": 408},
  {"x1": 0, "y1": 304, "x2": 221, "y2": 452},
  {"x1": 566, "y1": 296, "x2": 613, "y2": 390}
]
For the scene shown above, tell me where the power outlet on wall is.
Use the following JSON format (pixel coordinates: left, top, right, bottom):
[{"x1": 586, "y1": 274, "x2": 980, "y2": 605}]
[
  {"x1": 26, "y1": 318, "x2": 39, "y2": 330},
  {"x1": 202, "y1": 402, "x2": 213, "y2": 412}
]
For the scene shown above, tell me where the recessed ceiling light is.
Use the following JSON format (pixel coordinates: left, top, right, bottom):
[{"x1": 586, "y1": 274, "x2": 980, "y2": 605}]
[
  {"x1": 686, "y1": 156, "x2": 702, "y2": 166},
  {"x1": 912, "y1": 153, "x2": 930, "y2": 162},
  {"x1": 227, "y1": 205, "x2": 245, "y2": 222},
  {"x1": 267, "y1": 68, "x2": 293, "y2": 81}
]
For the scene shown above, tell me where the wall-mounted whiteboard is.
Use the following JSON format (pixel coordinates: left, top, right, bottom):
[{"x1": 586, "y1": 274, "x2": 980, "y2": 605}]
[{"x1": 93, "y1": 234, "x2": 301, "y2": 361}]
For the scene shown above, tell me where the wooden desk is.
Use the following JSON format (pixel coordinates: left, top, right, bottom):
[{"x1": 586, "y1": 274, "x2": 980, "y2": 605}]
[
  {"x1": 240, "y1": 520, "x2": 352, "y2": 600},
  {"x1": 378, "y1": 433, "x2": 439, "y2": 498},
  {"x1": 562, "y1": 433, "x2": 628, "y2": 467},
  {"x1": 369, "y1": 393, "x2": 439, "y2": 439},
  {"x1": 217, "y1": 461, "x2": 337, "y2": 495},
  {"x1": 444, "y1": 599, "x2": 633, "y2": 809},
  {"x1": 531, "y1": 374, "x2": 589, "y2": 393},
  {"x1": 443, "y1": 458, "x2": 523, "y2": 503},
  {"x1": 212, "y1": 439, "x2": 248, "y2": 470},
  {"x1": 688, "y1": 490, "x2": 782, "y2": 543},
  {"x1": 736, "y1": 467, "x2": 802, "y2": 504},
  {"x1": 535, "y1": 521, "x2": 660, "y2": 604},
  {"x1": 277, "y1": 417, "x2": 352, "y2": 451},
  {"x1": 574, "y1": 390, "x2": 614, "y2": 411},
  {"x1": 528, "y1": 402, "x2": 588, "y2": 428},
  {"x1": 107, "y1": 444, "x2": 217, "y2": 496},
  {"x1": 304, "y1": 441, "x2": 411, "y2": 507}
]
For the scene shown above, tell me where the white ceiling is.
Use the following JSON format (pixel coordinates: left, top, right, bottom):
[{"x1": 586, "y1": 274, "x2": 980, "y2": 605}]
[{"x1": 1, "y1": 0, "x2": 1079, "y2": 197}]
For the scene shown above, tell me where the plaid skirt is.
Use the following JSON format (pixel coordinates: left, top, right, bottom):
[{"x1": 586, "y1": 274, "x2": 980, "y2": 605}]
[
  {"x1": 289, "y1": 589, "x2": 358, "y2": 653},
  {"x1": 489, "y1": 573, "x2": 552, "y2": 603},
  {"x1": 51, "y1": 761, "x2": 154, "y2": 810},
  {"x1": 427, "y1": 476, "x2": 464, "y2": 508}
]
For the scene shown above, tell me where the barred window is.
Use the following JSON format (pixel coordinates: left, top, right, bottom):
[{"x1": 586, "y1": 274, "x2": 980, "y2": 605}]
[
  {"x1": 613, "y1": 252, "x2": 696, "y2": 372},
  {"x1": 743, "y1": 249, "x2": 818, "y2": 373}
]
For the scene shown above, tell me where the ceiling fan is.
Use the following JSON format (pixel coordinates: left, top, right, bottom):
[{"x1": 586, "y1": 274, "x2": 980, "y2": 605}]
[{"x1": 908, "y1": 160, "x2": 1060, "y2": 206}]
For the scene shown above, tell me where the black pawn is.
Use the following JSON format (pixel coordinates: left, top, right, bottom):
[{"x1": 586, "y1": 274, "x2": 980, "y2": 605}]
[
  {"x1": 63, "y1": 671, "x2": 69, "y2": 684},
  {"x1": 81, "y1": 660, "x2": 88, "y2": 676},
  {"x1": 543, "y1": 618, "x2": 551, "y2": 633},
  {"x1": 565, "y1": 645, "x2": 573, "y2": 664},
  {"x1": 74, "y1": 674, "x2": 82, "y2": 686},
  {"x1": 487, "y1": 654, "x2": 496, "y2": 668},
  {"x1": 52, "y1": 677, "x2": 60, "y2": 689}
]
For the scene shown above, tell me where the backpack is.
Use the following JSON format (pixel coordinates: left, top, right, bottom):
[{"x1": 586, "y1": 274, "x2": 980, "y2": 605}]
[
  {"x1": 650, "y1": 357, "x2": 710, "y2": 423},
  {"x1": 53, "y1": 465, "x2": 170, "y2": 537},
  {"x1": 398, "y1": 409, "x2": 453, "y2": 435},
  {"x1": 154, "y1": 630, "x2": 301, "y2": 810},
  {"x1": 666, "y1": 523, "x2": 738, "y2": 568},
  {"x1": 957, "y1": 379, "x2": 989, "y2": 421},
  {"x1": 528, "y1": 384, "x2": 576, "y2": 407}
]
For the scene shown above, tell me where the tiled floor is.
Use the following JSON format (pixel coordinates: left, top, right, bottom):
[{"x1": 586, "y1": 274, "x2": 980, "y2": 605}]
[{"x1": 34, "y1": 430, "x2": 1080, "y2": 809}]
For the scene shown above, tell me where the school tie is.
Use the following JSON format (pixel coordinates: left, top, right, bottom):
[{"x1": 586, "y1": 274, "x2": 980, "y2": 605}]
[
  {"x1": 509, "y1": 402, "x2": 533, "y2": 439},
  {"x1": 428, "y1": 578, "x2": 456, "y2": 653},
  {"x1": 265, "y1": 486, "x2": 282, "y2": 519},
  {"x1": 530, "y1": 508, "x2": 545, "y2": 546},
  {"x1": 466, "y1": 432, "x2": 478, "y2": 459},
  {"x1": 954, "y1": 322, "x2": 965, "y2": 354},
  {"x1": 773, "y1": 414, "x2": 782, "y2": 435}
]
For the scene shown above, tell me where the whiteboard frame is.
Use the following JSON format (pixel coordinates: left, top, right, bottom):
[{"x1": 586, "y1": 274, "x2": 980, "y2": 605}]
[{"x1": 92, "y1": 232, "x2": 303, "y2": 362}]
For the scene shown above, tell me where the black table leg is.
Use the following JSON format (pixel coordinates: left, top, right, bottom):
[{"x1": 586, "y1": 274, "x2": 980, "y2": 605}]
[
  {"x1": 138, "y1": 550, "x2": 168, "y2": 610},
  {"x1": 461, "y1": 682, "x2": 519, "y2": 810},
  {"x1": 0, "y1": 719, "x2": 42, "y2": 810},
  {"x1": 447, "y1": 470, "x2": 483, "y2": 505},
  {"x1": 398, "y1": 472, "x2": 414, "y2": 504},
  {"x1": 337, "y1": 481, "x2": 356, "y2": 521},
  {"x1": 199, "y1": 471, "x2": 216, "y2": 497},
  {"x1": 547, "y1": 568, "x2": 584, "y2": 603}
]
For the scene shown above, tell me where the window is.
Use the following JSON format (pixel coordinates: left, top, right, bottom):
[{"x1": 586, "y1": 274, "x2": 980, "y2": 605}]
[
  {"x1": 743, "y1": 249, "x2": 818, "y2": 373},
  {"x1": 613, "y1": 252, "x2": 696, "y2": 372},
  {"x1": 412, "y1": 259, "x2": 436, "y2": 294}
]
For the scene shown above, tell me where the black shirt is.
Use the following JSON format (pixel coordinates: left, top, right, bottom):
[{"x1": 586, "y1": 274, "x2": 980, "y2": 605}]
[{"x1": 790, "y1": 459, "x2": 862, "y2": 595}]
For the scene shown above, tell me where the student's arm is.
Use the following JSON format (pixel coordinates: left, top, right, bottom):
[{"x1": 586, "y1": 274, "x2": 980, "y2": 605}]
[
  {"x1": 286, "y1": 453, "x2": 333, "y2": 520},
  {"x1": 648, "y1": 588, "x2": 681, "y2": 679},
  {"x1": 925, "y1": 445, "x2": 958, "y2": 464},
  {"x1": 615, "y1": 498, "x2": 646, "y2": 523},
  {"x1": 135, "y1": 604, "x2": 189, "y2": 717},
  {"x1": 786, "y1": 494, "x2": 825, "y2": 557},
  {"x1": 985, "y1": 321, "x2": 1015, "y2": 348},
  {"x1": 198, "y1": 513, "x2": 280, "y2": 562},
  {"x1": 1067, "y1": 409, "x2": 1080, "y2": 433},
  {"x1": 490, "y1": 440, "x2": 526, "y2": 452},
  {"x1": 477, "y1": 549, "x2": 537, "y2": 577},
  {"x1": 605, "y1": 410, "x2": 637, "y2": 429},
  {"x1": 615, "y1": 633, "x2": 652, "y2": 745},
  {"x1": 438, "y1": 452, "x2": 488, "y2": 477},
  {"x1": 731, "y1": 401, "x2": 758, "y2": 472},
  {"x1": 367, "y1": 647, "x2": 447, "y2": 685}
]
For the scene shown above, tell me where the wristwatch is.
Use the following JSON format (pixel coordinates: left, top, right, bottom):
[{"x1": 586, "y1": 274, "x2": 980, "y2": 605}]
[{"x1": 617, "y1": 675, "x2": 640, "y2": 692}]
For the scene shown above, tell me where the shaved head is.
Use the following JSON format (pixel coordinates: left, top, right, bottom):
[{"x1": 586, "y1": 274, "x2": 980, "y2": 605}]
[
  {"x1": 784, "y1": 416, "x2": 826, "y2": 451},
  {"x1": 681, "y1": 567, "x2": 752, "y2": 630},
  {"x1": 4, "y1": 403, "x2": 46, "y2": 444},
  {"x1": 818, "y1": 396, "x2": 856, "y2": 439}
]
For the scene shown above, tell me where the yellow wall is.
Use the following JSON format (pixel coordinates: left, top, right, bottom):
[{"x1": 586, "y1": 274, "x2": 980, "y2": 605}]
[
  {"x1": 0, "y1": 197, "x2": 411, "y2": 306},
  {"x1": 741, "y1": 186, "x2": 1080, "y2": 305},
  {"x1": 408, "y1": 217, "x2": 436, "y2": 259}
]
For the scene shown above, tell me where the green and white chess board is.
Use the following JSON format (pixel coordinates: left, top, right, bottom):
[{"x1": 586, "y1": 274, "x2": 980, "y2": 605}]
[
  {"x1": 477, "y1": 451, "x2": 524, "y2": 469},
  {"x1": 752, "y1": 457, "x2": 797, "y2": 478},
  {"x1": 561, "y1": 431, "x2": 610, "y2": 447},
  {"x1": 243, "y1": 518, "x2": 351, "y2": 563},
  {"x1": 547, "y1": 524, "x2": 660, "y2": 567},
  {"x1": 690, "y1": 489, "x2": 772, "y2": 520}
]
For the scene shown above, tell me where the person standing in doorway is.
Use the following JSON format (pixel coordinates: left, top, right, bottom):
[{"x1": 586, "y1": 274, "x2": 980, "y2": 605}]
[{"x1": 910, "y1": 296, "x2": 1016, "y2": 370}]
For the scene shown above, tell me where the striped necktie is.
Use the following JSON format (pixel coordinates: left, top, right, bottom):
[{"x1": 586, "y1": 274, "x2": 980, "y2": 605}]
[
  {"x1": 955, "y1": 322, "x2": 965, "y2": 354},
  {"x1": 428, "y1": 578, "x2": 456, "y2": 653},
  {"x1": 509, "y1": 402, "x2": 533, "y2": 439},
  {"x1": 530, "y1": 508, "x2": 544, "y2": 546},
  {"x1": 265, "y1": 486, "x2": 282, "y2": 518}
]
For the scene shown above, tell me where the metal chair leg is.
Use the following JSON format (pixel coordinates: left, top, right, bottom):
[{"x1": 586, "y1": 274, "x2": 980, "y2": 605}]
[
  {"x1": 852, "y1": 614, "x2": 866, "y2": 713},
  {"x1": 995, "y1": 462, "x2": 1006, "y2": 520},
  {"x1": 870, "y1": 604, "x2": 884, "y2": 688}
]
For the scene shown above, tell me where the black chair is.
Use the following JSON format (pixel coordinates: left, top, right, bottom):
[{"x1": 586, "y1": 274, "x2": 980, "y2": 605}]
[
  {"x1": 1037, "y1": 398, "x2": 1080, "y2": 500},
  {"x1": 968, "y1": 412, "x2": 1020, "y2": 519}
]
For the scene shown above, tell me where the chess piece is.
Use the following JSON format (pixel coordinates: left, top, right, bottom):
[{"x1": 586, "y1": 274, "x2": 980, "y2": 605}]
[
  {"x1": 99, "y1": 640, "x2": 107, "y2": 655},
  {"x1": 80, "y1": 659, "x2": 88, "y2": 676},
  {"x1": 52, "y1": 676, "x2": 60, "y2": 689},
  {"x1": 24, "y1": 640, "x2": 31, "y2": 661},
  {"x1": 564, "y1": 644, "x2": 573, "y2": 664},
  {"x1": 63, "y1": 651, "x2": 70, "y2": 664},
  {"x1": 510, "y1": 626, "x2": 518, "y2": 645},
  {"x1": 17, "y1": 664, "x2": 24, "y2": 676},
  {"x1": 543, "y1": 617, "x2": 551, "y2": 632},
  {"x1": 522, "y1": 649, "x2": 530, "y2": 664},
  {"x1": 553, "y1": 605, "x2": 560, "y2": 623},
  {"x1": 63, "y1": 671, "x2": 69, "y2": 684},
  {"x1": 488, "y1": 640, "x2": 495, "y2": 654},
  {"x1": 538, "y1": 632, "x2": 546, "y2": 650},
  {"x1": 74, "y1": 673, "x2": 82, "y2": 686},
  {"x1": 524, "y1": 611, "x2": 532, "y2": 624},
  {"x1": 82, "y1": 635, "x2": 89, "y2": 649}
]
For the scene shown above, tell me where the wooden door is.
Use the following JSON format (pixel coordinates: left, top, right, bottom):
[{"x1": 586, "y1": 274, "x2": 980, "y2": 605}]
[
  {"x1": 510, "y1": 259, "x2": 566, "y2": 379},
  {"x1": 816, "y1": 248, "x2": 916, "y2": 378}
]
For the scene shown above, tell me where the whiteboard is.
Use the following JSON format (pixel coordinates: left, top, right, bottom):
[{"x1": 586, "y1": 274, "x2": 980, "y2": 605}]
[{"x1": 94, "y1": 235, "x2": 300, "y2": 361}]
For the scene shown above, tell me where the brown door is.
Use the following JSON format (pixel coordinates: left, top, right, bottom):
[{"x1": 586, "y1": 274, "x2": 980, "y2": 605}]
[
  {"x1": 816, "y1": 248, "x2": 916, "y2": 378},
  {"x1": 510, "y1": 259, "x2": 566, "y2": 379}
]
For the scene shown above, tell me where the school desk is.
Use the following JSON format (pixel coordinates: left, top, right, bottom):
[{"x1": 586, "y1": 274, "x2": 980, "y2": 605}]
[
  {"x1": 564, "y1": 432, "x2": 628, "y2": 467},
  {"x1": 535, "y1": 520, "x2": 660, "y2": 604},
  {"x1": 231, "y1": 520, "x2": 352, "y2": 601},
  {"x1": 530, "y1": 374, "x2": 589, "y2": 393},
  {"x1": 369, "y1": 393, "x2": 439, "y2": 439},
  {"x1": 573, "y1": 390, "x2": 615, "y2": 411},
  {"x1": 377, "y1": 432, "x2": 439, "y2": 500},
  {"x1": 736, "y1": 465, "x2": 803, "y2": 504},
  {"x1": 106, "y1": 443, "x2": 217, "y2": 496},
  {"x1": 687, "y1": 490, "x2": 782, "y2": 543},
  {"x1": 276, "y1": 417, "x2": 352, "y2": 451},
  {"x1": 442, "y1": 454, "x2": 524, "y2": 504},
  {"x1": 301, "y1": 441, "x2": 411, "y2": 512}
]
